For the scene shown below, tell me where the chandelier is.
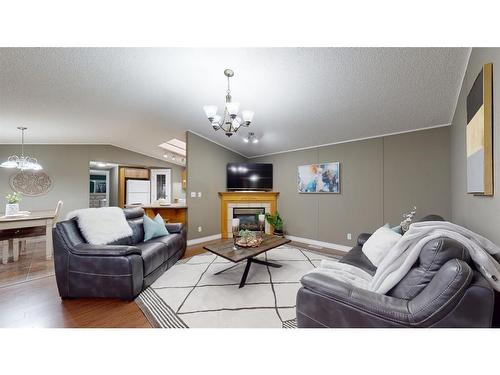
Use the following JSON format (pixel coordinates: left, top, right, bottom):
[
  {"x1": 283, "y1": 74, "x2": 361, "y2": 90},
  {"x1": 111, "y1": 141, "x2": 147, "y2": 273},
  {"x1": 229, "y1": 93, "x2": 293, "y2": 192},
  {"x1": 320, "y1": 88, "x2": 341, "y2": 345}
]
[
  {"x1": 203, "y1": 69, "x2": 254, "y2": 137},
  {"x1": 1, "y1": 127, "x2": 43, "y2": 171}
]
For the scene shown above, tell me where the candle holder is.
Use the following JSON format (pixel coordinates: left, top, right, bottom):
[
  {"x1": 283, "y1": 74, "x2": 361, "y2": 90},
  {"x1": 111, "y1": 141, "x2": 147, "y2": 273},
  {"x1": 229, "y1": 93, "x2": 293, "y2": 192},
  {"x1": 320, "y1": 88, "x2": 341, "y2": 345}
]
[
  {"x1": 258, "y1": 214, "x2": 266, "y2": 240},
  {"x1": 232, "y1": 218, "x2": 240, "y2": 250}
]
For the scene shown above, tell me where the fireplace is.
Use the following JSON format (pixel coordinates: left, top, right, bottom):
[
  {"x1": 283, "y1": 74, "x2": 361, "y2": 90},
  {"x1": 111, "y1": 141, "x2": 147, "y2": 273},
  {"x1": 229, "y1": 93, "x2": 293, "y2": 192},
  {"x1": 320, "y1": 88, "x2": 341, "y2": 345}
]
[{"x1": 233, "y1": 207, "x2": 265, "y2": 231}]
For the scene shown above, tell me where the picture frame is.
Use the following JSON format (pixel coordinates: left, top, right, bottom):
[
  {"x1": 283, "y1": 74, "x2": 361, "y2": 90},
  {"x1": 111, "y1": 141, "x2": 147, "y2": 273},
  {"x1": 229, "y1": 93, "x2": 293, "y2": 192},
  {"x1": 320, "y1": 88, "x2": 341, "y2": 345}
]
[
  {"x1": 466, "y1": 63, "x2": 493, "y2": 196},
  {"x1": 298, "y1": 162, "x2": 340, "y2": 193}
]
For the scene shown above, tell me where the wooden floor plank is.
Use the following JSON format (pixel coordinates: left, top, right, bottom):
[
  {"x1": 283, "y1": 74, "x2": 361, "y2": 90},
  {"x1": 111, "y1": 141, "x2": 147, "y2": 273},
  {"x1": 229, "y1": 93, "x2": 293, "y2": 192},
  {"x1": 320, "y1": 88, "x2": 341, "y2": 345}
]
[{"x1": 0, "y1": 240, "x2": 346, "y2": 328}]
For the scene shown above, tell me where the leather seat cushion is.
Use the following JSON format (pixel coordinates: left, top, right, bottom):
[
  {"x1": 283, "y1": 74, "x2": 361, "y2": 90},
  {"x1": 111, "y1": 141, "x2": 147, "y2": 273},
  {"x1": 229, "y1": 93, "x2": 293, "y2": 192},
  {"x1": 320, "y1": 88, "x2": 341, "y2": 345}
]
[
  {"x1": 339, "y1": 246, "x2": 377, "y2": 276},
  {"x1": 135, "y1": 234, "x2": 183, "y2": 275},
  {"x1": 149, "y1": 234, "x2": 184, "y2": 259},
  {"x1": 135, "y1": 241, "x2": 169, "y2": 276}
]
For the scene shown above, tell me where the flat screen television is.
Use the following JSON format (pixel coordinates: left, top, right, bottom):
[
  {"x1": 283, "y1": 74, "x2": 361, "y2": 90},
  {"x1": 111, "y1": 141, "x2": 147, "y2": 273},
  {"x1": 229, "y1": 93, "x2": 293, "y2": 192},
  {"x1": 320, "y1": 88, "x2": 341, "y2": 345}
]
[{"x1": 227, "y1": 163, "x2": 273, "y2": 191}]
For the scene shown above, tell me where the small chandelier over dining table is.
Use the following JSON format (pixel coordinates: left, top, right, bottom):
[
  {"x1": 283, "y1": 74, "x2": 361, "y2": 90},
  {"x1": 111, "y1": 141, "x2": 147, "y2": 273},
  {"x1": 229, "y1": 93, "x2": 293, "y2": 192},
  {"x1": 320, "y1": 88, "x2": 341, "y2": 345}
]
[
  {"x1": 203, "y1": 69, "x2": 254, "y2": 137},
  {"x1": 1, "y1": 127, "x2": 43, "y2": 171}
]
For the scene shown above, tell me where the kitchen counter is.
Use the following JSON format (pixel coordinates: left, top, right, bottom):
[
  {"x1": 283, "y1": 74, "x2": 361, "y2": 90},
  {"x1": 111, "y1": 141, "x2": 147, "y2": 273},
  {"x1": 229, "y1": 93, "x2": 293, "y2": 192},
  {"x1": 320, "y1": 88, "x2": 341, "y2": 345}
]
[
  {"x1": 124, "y1": 203, "x2": 187, "y2": 225},
  {"x1": 125, "y1": 203, "x2": 187, "y2": 209}
]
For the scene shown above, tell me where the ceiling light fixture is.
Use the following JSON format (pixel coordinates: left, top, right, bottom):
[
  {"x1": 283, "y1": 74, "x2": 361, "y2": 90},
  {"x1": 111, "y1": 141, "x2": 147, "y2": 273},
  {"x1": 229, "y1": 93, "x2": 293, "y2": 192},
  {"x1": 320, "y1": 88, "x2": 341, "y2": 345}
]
[
  {"x1": 243, "y1": 132, "x2": 259, "y2": 144},
  {"x1": 203, "y1": 69, "x2": 254, "y2": 138},
  {"x1": 1, "y1": 127, "x2": 43, "y2": 171}
]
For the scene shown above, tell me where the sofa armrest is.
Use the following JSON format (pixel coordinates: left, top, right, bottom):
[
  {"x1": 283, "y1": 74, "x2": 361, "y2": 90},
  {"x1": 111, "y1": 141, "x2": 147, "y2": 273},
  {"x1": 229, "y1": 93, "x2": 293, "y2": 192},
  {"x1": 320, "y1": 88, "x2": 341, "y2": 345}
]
[
  {"x1": 166, "y1": 223, "x2": 184, "y2": 234},
  {"x1": 357, "y1": 233, "x2": 372, "y2": 246},
  {"x1": 299, "y1": 272, "x2": 411, "y2": 327},
  {"x1": 408, "y1": 259, "x2": 473, "y2": 325},
  {"x1": 71, "y1": 243, "x2": 142, "y2": 257}
]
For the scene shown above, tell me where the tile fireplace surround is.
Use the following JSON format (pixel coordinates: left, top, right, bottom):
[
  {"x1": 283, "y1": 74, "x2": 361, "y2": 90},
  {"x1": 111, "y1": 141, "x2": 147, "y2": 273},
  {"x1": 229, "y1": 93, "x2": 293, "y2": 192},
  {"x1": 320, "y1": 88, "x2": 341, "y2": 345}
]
[{"x1": 218, "y1": 192, "x2": 279, "y2": 238}]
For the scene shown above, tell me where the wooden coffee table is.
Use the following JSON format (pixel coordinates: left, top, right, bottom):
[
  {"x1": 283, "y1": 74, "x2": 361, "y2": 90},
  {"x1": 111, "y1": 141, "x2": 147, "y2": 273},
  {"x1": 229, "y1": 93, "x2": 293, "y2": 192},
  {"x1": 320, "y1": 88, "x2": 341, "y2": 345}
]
[{"x1": 203, "y1": 235, "x2": 291, "y2": 288}]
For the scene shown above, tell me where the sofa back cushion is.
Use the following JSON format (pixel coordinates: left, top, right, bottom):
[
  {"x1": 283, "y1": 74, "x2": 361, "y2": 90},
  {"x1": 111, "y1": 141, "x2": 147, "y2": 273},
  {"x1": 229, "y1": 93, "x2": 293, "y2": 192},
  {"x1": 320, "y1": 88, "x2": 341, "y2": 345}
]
[
  {"x1": 107, "y1": 207, "x2": 145, "y2": 245},
  {"x1": 56, "y1": 219, "x2": 87, "y2": 247},
  {"x1": 362, "y1": 225, "x2": 402, "y2": 267},
  {"x1": 388, "y1": 237, "x2": 470, "y2": 300}
]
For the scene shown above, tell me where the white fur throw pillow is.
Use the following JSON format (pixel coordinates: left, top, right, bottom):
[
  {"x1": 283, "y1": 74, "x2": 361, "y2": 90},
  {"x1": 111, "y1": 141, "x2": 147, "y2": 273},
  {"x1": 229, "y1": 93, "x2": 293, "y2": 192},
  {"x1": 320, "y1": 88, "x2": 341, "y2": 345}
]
[
  {"x1": 67, "y1": 207, "x2": 133, "y2": 245},
  {"x1": 362, "y1": 225, "x2": 402, "y2": 267}
]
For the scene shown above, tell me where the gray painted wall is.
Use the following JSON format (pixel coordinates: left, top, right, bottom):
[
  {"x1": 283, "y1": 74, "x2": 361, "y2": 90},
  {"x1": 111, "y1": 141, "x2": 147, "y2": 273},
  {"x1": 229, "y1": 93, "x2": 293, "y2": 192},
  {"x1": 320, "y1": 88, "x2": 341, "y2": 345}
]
[
  {"x1": 451, "y1": 48, "x2": 500, "y2": 245},
  {"x1": 254, "y1": 127, "x2": 451, "y2": 247},
  {"x1": 0, "y1": 144, "x2": 184, "y2": 219},
  {"x1": 186, "y1": 132, "x2": 246, "y2": 240}
]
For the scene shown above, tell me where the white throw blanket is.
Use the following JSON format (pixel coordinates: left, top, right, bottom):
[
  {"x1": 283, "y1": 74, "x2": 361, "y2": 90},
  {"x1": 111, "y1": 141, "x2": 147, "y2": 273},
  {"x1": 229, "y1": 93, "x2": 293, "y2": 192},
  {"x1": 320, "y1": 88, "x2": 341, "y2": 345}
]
[
  {"x1": 310, "y1": 221, "x2": 500, "y2": 293},
  {"x1": 66, "y1": 207, "x2": 133, "y2": 245}
]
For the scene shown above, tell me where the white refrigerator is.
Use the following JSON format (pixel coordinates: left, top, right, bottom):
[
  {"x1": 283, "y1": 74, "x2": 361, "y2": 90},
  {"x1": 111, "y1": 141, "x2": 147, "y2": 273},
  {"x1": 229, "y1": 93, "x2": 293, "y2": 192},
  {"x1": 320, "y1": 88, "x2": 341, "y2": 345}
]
[{"x1": 126, "y1": 180, "x2": 151, "y2": 206}]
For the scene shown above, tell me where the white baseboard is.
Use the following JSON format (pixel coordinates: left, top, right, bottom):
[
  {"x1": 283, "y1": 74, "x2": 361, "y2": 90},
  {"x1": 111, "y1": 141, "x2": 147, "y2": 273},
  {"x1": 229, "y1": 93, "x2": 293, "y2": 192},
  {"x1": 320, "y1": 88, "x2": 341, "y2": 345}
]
[
  {"x1": 285, "y1": 235, "x2": 351, "y2": 252},
  {"x1": 187, "y1": 234, "x2": 222, "y2": 246}
]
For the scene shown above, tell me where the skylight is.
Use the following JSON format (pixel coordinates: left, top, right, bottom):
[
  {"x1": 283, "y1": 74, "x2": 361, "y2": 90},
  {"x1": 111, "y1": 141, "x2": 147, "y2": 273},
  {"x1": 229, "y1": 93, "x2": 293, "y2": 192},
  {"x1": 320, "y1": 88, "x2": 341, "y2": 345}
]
[{"x1": 158, "y1": 138, "x2": 186, "y2": 156}]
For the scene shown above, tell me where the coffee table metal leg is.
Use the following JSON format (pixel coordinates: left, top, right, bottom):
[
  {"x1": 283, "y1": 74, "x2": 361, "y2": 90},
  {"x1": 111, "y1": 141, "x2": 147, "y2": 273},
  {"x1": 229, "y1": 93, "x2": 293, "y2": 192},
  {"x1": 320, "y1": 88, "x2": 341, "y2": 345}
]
[
  {"x1": 251, "y1": 258, "x2": 282, "y2": 268},
  {"x1": 213, "y1": 262, "x2": 240, "y2": 275},
  {"x1": 239, "y1": 259, "x2": 252, "y2": 288}
]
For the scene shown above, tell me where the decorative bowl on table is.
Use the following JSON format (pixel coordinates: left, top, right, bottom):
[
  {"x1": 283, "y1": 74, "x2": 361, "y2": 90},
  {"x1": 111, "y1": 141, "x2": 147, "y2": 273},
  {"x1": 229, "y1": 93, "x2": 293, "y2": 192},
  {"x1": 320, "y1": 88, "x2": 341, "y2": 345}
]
[{"x1": 235, "y1": 230, "x2": 263, "y2": 248}]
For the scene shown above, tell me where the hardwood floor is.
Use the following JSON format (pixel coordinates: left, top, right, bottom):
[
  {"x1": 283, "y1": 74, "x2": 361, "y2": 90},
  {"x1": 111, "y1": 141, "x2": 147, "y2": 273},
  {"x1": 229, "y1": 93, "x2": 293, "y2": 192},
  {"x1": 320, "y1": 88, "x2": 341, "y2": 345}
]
[
  {"x1": 0, "y1": 240, "x2": 345, "y2": 328},
  {"x1": 0, "y1": 240, "x2": 54, "y2": 288}
]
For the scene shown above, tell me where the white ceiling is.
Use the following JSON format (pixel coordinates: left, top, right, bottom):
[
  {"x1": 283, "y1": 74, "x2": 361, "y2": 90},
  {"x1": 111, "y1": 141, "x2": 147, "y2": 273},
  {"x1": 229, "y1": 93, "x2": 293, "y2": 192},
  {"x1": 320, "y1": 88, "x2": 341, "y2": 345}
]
[{"x1": 0, "y1": 48, "x2": 469, "y2": 158}]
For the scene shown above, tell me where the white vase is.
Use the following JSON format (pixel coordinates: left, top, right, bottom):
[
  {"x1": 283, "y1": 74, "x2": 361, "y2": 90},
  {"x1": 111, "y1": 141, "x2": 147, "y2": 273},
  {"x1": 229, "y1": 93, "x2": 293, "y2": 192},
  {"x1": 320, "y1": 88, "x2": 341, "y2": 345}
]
[{"x1": 5, "y1": 203, "x2": 19, "y2": 216}]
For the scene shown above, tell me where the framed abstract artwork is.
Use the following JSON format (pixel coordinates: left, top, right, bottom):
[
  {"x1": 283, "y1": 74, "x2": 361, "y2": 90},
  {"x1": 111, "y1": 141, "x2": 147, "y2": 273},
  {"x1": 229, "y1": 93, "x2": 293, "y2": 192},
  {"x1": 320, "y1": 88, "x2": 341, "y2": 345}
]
[
  {"x1": 298, "y1": 162, "x2": 340, "y2": 193},
  {"x1": 466, "y1": 63, "x2": 493, "y2": 196}
]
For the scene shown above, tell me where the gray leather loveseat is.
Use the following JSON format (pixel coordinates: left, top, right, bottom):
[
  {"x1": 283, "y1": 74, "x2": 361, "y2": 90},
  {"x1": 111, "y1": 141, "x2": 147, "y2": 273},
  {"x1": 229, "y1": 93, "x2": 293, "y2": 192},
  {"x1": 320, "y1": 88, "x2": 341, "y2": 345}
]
[{"x1": 53, "y1": 207, "x2": 186, "y2": 300}]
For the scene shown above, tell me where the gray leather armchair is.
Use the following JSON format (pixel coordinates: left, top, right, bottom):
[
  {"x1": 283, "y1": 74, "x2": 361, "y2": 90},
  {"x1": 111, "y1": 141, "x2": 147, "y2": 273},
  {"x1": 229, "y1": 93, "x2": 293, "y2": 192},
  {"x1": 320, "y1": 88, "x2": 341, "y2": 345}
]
[
  {"x1": 53, "y1": 207, "x2": 186, "y2": 300},
  {"x1": 296, "y1": 215, "x2": 495, "y2": 327}
]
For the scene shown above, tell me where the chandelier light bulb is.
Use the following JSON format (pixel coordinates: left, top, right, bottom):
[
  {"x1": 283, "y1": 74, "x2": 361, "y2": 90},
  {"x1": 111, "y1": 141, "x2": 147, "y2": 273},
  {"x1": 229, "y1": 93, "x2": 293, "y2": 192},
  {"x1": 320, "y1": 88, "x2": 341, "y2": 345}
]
[
  {"x1": 225, "y1": 102, "x2": 240, "y2": 118},
  {"x1": 241, "y1": 110, "x2": 254, "y2": 125},
  {"x1": 203, "y1": 105, "x2": 218, "y2": 120},
  {"x1": 1, "y1": 160, "x2": 17, "y2": 168}
]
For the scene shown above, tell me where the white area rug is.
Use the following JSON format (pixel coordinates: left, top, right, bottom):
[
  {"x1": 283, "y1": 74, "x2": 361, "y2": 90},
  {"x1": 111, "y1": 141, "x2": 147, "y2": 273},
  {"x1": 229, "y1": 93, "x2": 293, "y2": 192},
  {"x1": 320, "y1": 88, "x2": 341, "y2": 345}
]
[{"x1": 136, "y1": 244, "x2": 340, "y2": 328}]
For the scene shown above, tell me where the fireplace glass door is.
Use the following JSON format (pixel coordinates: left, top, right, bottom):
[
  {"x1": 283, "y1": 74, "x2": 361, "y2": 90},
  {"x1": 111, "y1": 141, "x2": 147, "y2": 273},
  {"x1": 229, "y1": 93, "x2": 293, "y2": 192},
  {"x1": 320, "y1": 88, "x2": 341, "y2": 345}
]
[{"x1": 233, "y1": 207, "x2": 265, "y2": 231}]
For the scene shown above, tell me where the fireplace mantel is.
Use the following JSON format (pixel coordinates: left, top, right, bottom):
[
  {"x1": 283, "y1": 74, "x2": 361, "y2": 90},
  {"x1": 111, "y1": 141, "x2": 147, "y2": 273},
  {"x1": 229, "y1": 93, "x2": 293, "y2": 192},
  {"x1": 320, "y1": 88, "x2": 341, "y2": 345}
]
[{"x1": 219, "y1": 191, "x2": 279, "y2": 238}]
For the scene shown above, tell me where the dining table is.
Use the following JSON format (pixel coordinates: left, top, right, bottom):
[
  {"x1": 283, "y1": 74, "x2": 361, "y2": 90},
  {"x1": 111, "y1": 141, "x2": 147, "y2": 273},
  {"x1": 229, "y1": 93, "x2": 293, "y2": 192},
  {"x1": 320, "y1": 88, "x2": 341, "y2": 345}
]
[{"x1": 0, "y1": 210, "x2": 57, "y2": 264}]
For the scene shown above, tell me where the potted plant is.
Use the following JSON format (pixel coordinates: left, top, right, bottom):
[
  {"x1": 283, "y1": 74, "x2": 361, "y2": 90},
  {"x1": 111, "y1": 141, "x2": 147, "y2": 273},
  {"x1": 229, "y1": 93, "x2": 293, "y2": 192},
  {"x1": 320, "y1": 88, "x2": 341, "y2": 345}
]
[
  {"x1": 5, "y1": 192, "x2": 22, "y2": 216},
  {"x1": 265, "y1": 212, "x2": 284, "y2": 237}
]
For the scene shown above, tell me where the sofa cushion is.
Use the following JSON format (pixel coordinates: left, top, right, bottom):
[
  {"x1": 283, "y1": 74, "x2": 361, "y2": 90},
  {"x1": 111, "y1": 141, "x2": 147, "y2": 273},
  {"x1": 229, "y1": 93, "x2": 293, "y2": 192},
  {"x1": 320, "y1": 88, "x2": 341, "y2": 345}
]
[
  {"x1": 388, "y1": 238, "x2": 470, "y2": 300},
  {"x1": 136, "y1": 241, "x2": 168, "y2": 276},
  {"x1": 136, "y1": 235, "x2": 183, "y2": 276},
  {"x1": 143, "y1": 214, "x2": 170, "y2": 241},
  {"x1": 150, "y1": 234, "x2": 184, "y2": 260},
  {"x1": 362, "y1": 225, "x2": 402, "y2": 266}
]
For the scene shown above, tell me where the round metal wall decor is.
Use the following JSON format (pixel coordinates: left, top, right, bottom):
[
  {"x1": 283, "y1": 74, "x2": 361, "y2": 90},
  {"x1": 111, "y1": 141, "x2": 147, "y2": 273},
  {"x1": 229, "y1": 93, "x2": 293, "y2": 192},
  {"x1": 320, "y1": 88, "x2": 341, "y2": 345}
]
[{"x1": 9, "y1": 170, "x2": 53, "y2": 197}]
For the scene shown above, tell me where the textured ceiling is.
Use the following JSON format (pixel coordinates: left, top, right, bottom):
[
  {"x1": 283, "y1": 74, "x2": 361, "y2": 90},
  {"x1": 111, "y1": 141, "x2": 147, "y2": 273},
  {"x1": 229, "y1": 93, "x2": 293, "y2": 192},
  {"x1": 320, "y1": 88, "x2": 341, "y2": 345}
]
[{"x1": 0, "y1": 48, "x2": 469, "y2": 158}]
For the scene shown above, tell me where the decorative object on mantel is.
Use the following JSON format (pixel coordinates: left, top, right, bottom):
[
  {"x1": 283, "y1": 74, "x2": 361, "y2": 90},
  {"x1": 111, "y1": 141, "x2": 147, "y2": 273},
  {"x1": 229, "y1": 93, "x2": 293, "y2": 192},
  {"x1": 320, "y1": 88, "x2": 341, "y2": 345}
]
[
  {"x1": 298, "y1": 162, "x2": 340, "y2": 193},
  {"x1": 265, "y1": 212, "x2": 284, "y2": 237},
  {"x1": 5, "y1": 192, "x2": 22, "y2": 216},
  {"x1": 232, "y1": 218, "x2": 240, "y2": 250},
  {"x1": 10, "y1": 170, "x2": 53, "y2": 196},
  {"x1": 1, "y1": 127, "x2": 43, "y2": 171},
  {"x1": 400, "y1": 206, "x2": 417, "y2": 233},
  {"x1": 258, "y1": 213, "x2": 265, "y2": 237},
  {"x1": 203, "y1": 69, "x2": 255, "y2": 137},
  {"x1": 466, "y1": 63, "x2": 493, "y2": 196}
]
